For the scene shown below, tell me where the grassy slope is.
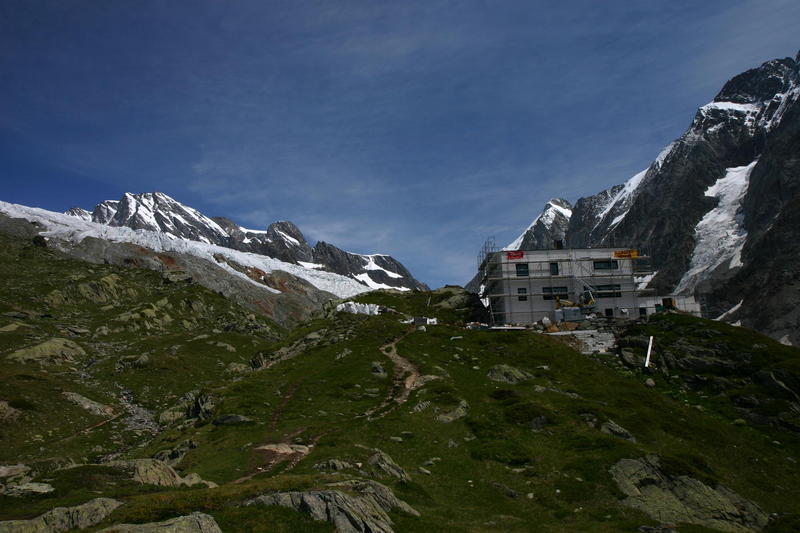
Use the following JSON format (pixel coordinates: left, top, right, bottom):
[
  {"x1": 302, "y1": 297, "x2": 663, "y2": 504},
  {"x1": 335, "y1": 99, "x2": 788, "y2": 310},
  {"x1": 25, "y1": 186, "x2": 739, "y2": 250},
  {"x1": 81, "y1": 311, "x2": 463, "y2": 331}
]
[{"x1": 1, "y1": 234, "x2": 800, "y2": 532}]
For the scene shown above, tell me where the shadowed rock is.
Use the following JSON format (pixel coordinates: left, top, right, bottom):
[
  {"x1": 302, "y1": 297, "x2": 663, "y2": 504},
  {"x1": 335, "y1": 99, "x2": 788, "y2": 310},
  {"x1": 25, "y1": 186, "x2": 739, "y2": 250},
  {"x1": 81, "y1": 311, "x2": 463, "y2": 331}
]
[{"x1": 610, "y1": 455, "x2": 768, "y2": 532}]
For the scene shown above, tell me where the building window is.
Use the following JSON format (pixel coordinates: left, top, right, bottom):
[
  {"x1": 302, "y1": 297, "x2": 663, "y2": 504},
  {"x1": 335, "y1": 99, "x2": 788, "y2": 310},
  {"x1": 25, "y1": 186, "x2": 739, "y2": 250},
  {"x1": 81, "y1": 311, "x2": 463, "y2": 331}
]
[
  {"x1": 542, "y1": 286, "x2": 568, "y2": 300},
  {"x1": 604, "y1": 308, "x2": 614, "y2": 317},
  {"x1": 517, "y1": 288, "x2": 528, "y2": 301},
  {"x1": 639, "y1": 307, "x2": 647, "y2": 317},
  {"x1": 515, "y1": 263, "x2": 529, "y2": 277},
  {"x1": 593, "y1": 260, "x2": 619, "y2": 270},
  {"x1": 594, "y1": 284, "x2": 622, "y2": 298},
  {"x1": 549, "y1": 262, "x2": 559, "y2": 275}
]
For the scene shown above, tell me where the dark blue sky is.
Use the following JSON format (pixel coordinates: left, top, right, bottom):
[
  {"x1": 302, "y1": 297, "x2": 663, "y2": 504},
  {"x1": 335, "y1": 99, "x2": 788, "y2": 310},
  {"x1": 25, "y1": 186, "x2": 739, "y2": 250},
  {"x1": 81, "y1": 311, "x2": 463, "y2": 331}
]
[{"x1": 1, "y1": 1, "x2": 798, "y2": 287}]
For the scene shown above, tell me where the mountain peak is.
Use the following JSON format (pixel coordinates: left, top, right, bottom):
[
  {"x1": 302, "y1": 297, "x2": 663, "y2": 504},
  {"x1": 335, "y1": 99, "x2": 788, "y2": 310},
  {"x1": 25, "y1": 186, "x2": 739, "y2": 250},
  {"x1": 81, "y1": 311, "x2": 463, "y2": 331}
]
[
  {"x1": 504, "y1": 198, "x2": 572, "y2": 251},
  {"x1": 64, "y1": 192, "x2": 426, "y2": 291}
]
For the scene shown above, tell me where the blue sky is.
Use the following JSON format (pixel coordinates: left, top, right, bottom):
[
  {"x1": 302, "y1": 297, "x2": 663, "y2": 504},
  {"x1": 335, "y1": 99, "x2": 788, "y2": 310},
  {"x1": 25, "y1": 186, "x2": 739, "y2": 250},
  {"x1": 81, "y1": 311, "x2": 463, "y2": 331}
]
[{"x1": 1, "y1": 1, "x2": 798, "y2": 287}]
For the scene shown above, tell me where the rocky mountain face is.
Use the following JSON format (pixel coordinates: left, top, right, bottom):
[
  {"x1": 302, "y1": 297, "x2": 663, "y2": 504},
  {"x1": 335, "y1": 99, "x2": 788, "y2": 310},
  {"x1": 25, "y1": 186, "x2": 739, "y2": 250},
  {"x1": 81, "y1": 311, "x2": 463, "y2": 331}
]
[
  {"x1": 499, "y1": 52, "x2": 800, "y2": 345},
  {"x1": 504, "y1": 198, "x2": 572, "y2": 251},
  {"x1": 65, "y1": 192, "x2": 427, "y2": 292}
]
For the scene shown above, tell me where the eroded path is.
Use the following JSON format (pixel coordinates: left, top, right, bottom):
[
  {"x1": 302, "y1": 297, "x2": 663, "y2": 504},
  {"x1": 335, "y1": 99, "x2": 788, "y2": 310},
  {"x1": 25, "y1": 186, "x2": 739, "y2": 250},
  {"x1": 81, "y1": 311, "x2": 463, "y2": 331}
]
[{"x1": 365, "y1": 329, "x2": 423, "y2": 420}]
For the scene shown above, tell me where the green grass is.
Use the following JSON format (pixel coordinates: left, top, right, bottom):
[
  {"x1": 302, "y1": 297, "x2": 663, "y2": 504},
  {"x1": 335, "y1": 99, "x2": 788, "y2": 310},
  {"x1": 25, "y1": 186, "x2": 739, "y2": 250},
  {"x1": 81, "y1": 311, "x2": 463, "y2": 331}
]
[{"x1": 2, "y1": 232, "x2": 800, "y2": 531}]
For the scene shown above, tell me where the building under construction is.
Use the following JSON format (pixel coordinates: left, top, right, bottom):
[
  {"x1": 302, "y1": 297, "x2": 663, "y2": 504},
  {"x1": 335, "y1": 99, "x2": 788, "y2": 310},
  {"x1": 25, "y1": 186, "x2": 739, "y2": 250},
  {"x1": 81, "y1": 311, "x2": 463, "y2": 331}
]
[{"x1": 477, "y1": 243, "x2": 700, "y2": 325}]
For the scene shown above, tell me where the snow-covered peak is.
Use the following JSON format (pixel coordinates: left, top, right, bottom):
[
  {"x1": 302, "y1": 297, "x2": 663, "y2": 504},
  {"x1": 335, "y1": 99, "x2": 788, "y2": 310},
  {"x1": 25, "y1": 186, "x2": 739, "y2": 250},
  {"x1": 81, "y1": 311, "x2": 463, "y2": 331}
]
[
  {"x1": 64, "y1": 207, "x2": 92, "y2": 221},
  {"x1": 0, "y1": 199, "x2": 377, "y2": 299},
  {"x1": 107, "y1": 191, "x2": 229, "y2": 243},
  {"x1": 61, "y1": 192, "x2": 424, "y2": 292},
  {"x1": 688, "y1": 56, "x2": 799, "y2": 139},
  {"x1": 504, "y1": 198, "x2": 572, "y2": 251}
]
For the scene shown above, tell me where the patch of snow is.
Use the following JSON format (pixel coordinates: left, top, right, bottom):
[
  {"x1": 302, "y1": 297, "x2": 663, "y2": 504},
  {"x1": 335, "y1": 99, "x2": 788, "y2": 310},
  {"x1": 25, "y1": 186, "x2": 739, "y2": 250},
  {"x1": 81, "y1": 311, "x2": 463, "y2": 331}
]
[
  {"x1": 634, "y1": 271, "x2": 657, "y2": 291},
  {"x1": 276, "y1": 229, "x2": 300, "y2": 246},
  {"x1": 361, "y1": 256, "x2": 404, "y2": 278},
  {"x1": 0, "y1": 200, "x2": 373, "y2": 299},
  {"x1": 715, "y1": 300, "x2": 743, "y2": 321},
  {"x1": 238, "y1": 225, "x2": 269, "y2": 234},
  {"x1": 298, "y1": 261, "x2": 325, "y2": 270},
  {"x1": 353, "y1": 272, "x2": 410, "y2": 291},
  {"x1": 594, "y1": 169, "x2": 647, "y2": 228},
  {"x1": 700, "y1": 101, "x2": 760, "y2": 113},
  {"x1": 675, "y1": 160, "x2": 757, "y2": 294},
  {"x1": 335, "y1": 301, "x2": 382, "y2": 316}
]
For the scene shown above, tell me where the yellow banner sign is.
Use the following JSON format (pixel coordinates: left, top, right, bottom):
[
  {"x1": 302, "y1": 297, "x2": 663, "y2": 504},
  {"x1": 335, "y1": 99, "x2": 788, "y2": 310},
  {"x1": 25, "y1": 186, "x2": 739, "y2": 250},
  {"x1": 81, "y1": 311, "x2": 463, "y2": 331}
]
[{"x1": 613, "y1": 249, "x2": 639, "y2": 258}]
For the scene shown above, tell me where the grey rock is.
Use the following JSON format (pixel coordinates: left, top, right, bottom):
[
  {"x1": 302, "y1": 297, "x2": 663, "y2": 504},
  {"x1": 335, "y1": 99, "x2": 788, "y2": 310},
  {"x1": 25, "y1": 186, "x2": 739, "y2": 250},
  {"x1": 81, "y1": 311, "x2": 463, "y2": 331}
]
[
  {"x1": 0, "y1": 464, "x2": 30, "y2": 480},
  {"x1": 98, "y1": 512, "x2": 222, "y2": 532},
  {"x1": 7, "y1": 338, "x2": 85, "y2": 365},
  {"x1": 368, "y1": 450, "x2": 410, "y2": 482},
  {"x1": 62, "y1": 392, "x2": 114, "y2": 417},
  {"x1": 105, "y1": 459, "x2": 214, "y2": 489},
  {"x1": 2, "y1": 482, "x2": 54, "y2": 497},
  {"x1": 610, "y1": 455, "x2": 768, "y2": 532},
  {"x1": 600, "y1": 420, "x2": 637, "y2": 443},
  {"x1": 314, "y1": 459, "x2": 355, "y2": 472},
  {"x1": 0, "y1": 401, "x2": 22, "y2": 423},
  {"x1": 486, "y1": 364, "x2": 532, "y2": 385},
  {"x1": 0, "y1": 497, "x2": 122, "y2": 533},
  {"x1": 371, "y1": 362, "x2": 387, "y2": 379},
  {"x1": 243, "y1": 479, "x2": 418, "y2": 533},
  {"x1": 435, "y1": 400, "x2": 469, "y2": 423}
]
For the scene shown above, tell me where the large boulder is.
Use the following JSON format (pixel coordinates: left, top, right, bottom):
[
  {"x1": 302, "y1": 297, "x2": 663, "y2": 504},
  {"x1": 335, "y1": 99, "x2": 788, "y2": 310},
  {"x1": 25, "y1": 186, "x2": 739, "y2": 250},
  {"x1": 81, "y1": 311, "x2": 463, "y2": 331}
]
[
  {"x1": 243, "y1": 479, "x2": 418, "y2": 533},
  {"x1": 0, "y1": 497, "x2": 122, "y2": 533},
  {"x1": 97, "y1": 512, "x2": 222, "y2": 532},
  {"x1": 610, "y1": 455, "x2": 768, "y2": 532}
]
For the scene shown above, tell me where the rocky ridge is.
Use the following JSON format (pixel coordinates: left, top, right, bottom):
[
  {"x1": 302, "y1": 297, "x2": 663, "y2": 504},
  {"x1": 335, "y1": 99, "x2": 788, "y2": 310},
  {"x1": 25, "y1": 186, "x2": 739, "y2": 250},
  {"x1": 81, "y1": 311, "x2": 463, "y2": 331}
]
[{"x1": 64, "y1": 192, "x2": 427, "y2": 292}]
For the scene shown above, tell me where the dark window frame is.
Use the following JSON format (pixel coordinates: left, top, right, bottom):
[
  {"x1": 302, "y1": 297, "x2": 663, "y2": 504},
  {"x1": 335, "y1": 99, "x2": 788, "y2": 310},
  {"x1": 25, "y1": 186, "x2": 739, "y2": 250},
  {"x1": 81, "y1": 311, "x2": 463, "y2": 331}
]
[
  {"x1": 594, "y1": 284, "x2": 622, "y2": 298},
  {"x1": 593, "y1": 260, "x2": 619, "y2": 270},
  {"x1": 515, "y1": 263, "x2": 529, "y2": 277},
  {"x1": 517, "y1": 287, "x2": 528, "y2": 301},
  {"x1": 549, "y1": 262, "x2": 559, "y2": 275}
]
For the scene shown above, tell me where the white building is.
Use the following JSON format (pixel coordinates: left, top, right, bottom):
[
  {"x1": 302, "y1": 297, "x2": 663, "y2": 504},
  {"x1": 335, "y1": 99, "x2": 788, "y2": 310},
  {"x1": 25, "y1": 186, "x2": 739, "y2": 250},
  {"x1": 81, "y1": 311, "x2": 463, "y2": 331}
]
[{"x1": 481, "y1": 247, "x2": 700, "y2": 325}]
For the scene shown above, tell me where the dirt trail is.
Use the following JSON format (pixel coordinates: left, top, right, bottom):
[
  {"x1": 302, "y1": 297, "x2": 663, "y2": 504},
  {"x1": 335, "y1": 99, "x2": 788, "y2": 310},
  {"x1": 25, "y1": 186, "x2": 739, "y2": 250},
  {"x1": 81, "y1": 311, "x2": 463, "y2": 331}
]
[{"x1": 365, "y1": 329, "x2": 421, "y2": 420}]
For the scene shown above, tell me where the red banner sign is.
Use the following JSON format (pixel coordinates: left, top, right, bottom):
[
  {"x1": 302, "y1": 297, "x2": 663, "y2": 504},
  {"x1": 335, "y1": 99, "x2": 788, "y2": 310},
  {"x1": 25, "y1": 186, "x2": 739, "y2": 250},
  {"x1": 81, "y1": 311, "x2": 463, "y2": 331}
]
[{"x1": 506, "y1": 251, "x2": 524, "y2": 260}]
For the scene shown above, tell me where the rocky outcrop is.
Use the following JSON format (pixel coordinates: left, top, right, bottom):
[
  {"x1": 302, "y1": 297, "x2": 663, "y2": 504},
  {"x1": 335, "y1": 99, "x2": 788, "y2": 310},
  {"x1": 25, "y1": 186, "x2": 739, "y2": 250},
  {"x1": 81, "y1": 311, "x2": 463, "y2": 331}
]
[
  {"x1": 242, "y1": 479, "x2": 418, "y2": 533},
  {"x1": 62, "y1": 392, "x2": 114, "y2": 417},
  {"x1": 600, "y1": 419, "x2": 636, "y2": 442},
  {"x1": 435, "y1": 400, "x2": 469, "y2": 423},
  {"x1": 486, "y1": 364, "x2": 533, "y2": 385},
  {"x1": 610, "y1": 455, "x2": 768, "y2": 532},
  {"x1": 159, "y1": 391, "x2": 216, "y2": 426},
  {"x1": 6, "y1": 338, "x2": 86, "y2": 365},
  {"x1": 105, "y1": 459, "x2": 215, "y2": 489},
  {"x1": 63, "y1": 192, "x2": 426, "y2": 292},
  {"x1": 0, "y1": 497, "x2": 122, "y2": 533},
  {"x1": 367, "y1": 450, "x2": 410, "y2": 482},
  {"x1": 97, "y1": 512, "x2": 222, "y2": 533}
]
